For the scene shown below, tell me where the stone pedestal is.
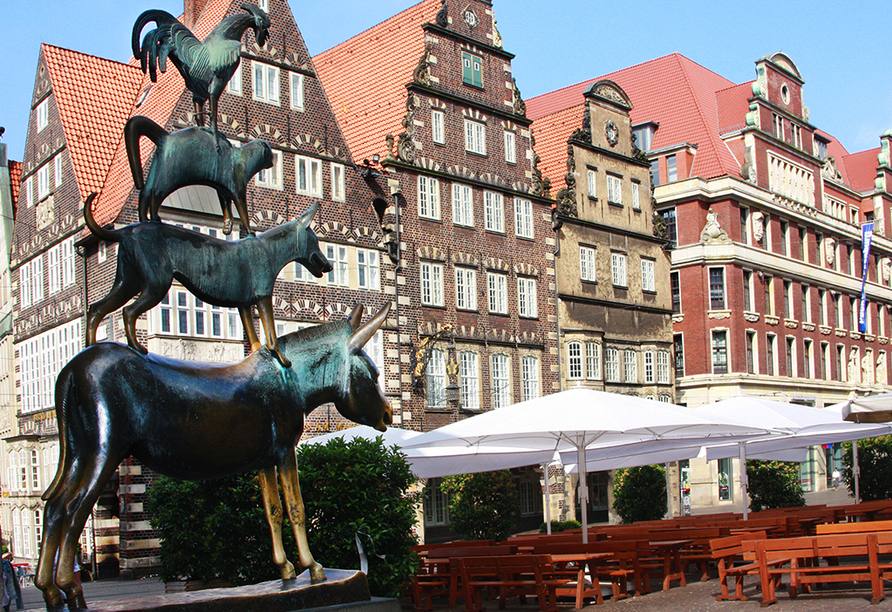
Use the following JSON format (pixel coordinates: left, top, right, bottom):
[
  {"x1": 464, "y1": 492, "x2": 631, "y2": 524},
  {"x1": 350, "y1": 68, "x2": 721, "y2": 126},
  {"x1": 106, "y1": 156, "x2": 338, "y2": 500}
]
[{"x1": 82, "y1": 569, "x2": 395, "y2": 612}]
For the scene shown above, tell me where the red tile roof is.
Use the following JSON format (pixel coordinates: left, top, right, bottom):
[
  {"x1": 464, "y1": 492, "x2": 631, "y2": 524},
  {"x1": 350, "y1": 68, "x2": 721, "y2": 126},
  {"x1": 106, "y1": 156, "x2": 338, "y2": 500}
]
[
  {"x1": 314, "y1": 0, "x2": 439, "y2": 165},
  {"x1": 842, "y1": 148, "x2": 880, "y2": 194},
  {"x1": 715, "y1": 81, "x2": 753, "y2": 135},
  {"x1": 529, "y1": 53, "x2": 746, "y2": 192},
  {"x1": 42, "y1": 44, "x2": 144, "y2": 201},
  {"x1": 92, "y1": 1, "x2": 236, "y2": 227},
  {"x1": 9, "y1": 160, "x2": 22, "y2": 217}
]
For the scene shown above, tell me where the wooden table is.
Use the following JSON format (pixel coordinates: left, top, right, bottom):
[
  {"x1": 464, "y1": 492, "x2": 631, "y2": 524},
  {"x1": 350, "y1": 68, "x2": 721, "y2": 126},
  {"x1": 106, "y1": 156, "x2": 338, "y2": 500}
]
[
  {"x1": 649, "y1": 539, "x2": 693, "y2": 591},
  {"x1": 550, "y1": 552, "x2": 613, "y2": 608}
]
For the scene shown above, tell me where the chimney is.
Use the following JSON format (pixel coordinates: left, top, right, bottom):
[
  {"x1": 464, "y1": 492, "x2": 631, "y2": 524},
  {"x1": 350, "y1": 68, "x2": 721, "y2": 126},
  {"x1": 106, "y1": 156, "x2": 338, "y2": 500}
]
[{"x1": 183, "y1": 0, "x2": 210, "y2": 29}]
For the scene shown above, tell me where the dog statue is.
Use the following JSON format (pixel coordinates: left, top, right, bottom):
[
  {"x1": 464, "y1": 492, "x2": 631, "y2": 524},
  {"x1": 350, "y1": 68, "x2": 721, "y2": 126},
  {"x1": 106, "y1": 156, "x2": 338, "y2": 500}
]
[
  {"x1": 125, "y1": 115, "x2": 273, "y2": 235},
  {"x1": 84, "y1": 194, "x2": 332, "y2": 367}
]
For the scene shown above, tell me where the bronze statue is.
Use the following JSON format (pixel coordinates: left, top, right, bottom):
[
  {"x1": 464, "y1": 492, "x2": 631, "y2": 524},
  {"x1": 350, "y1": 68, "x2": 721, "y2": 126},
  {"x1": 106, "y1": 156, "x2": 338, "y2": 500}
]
[
  {"x1": 132, "y1": 4, "x2": 270, "y2": 135},
  {"x1": 83, "y1": 194, "x2": 332, "y2": 367},
  {"x1": 36, "y1": 304, "x2": 392, "y2": 611},
  {"x1": 125, "y1": 115, "x2": 273, "y2": 235}
]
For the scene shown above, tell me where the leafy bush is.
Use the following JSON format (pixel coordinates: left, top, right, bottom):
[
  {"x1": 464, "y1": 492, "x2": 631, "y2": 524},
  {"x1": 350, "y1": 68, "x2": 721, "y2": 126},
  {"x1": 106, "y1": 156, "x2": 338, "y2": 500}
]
[
  {"x1": 296, "y1": 436, "x2": 420, "y2": 597},
  {"x1": 146, "y1": 472, "x2": 286, "y2": 585},
  {"x1": 441, "y1": 471, "x2": 518, "y2": 541},
  {"x1": 147, "y1": 436, "x2": 419, "y2": 597},
  {"x1": 539, "y1": 520, "x2": 581, "y2": 533},
  {"x1": 612, "y1": 465, "x2": 666, "y2": 523},
  {"x1": 842, "y1": 436, "x2": 892, "y2": 501},
  {"x1": 746, "y1": 460, "x2": 805, "y2": 512}
]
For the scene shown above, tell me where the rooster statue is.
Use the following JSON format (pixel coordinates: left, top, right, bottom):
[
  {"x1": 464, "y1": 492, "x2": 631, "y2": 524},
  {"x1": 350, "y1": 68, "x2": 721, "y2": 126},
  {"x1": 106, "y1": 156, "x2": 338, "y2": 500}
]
[{"x1": 132, "y1": 4, "x2": 270, "y2": 135}]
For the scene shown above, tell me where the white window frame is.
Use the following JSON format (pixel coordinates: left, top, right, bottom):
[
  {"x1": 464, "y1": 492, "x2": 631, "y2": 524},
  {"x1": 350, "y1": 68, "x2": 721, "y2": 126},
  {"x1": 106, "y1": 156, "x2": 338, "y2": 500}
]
[
  {"x1": 252, "y1": 61, "x2": 280, "y2": 104},
  {"x1": 605, "y1": 347, "x2": 620, "y2": 382},
  {"x1": 331, "y1": 163, "x2": 345, "y2": 202},
  {"x1": 452, "y1": 183, "x2": 474, "y2": 227},
  {"x1": 255, "y1": 149, "x2": 282, "y2": 189},
  {"x1": 295, "y1": 155, "x2": 322, "y2": 197},
  {"x1": 426, "y1": 349, "x2": 446, "y2": 409},
  {"x1": 641, "y1": 258, "x2": 656, "y2": 293},
  {"x1": 26, "y1": 176, "x2": 33, "y2": 208},
  {"x1": 357, "y1": 248, "x2": 380, "y2": 290},
  {"x1": 568, "y1": 342, "x2": 583, "y2": 380},
  {"x1": 421, "y1": 262, "x2": 444, "y2": 306},
  {"x1": 580, "y1": 246, "x2": 596, "y2": 282},
  {"x1": 431, "y1": 110, "x2": 445, "y2": 145},
  {"x1": 464, "y1": 119, "x2": 487, "y2": 155},
  {"x1": 226, "y1": 62, "x2": 242, "y2": 95},
  {"x1": 504, "y1": 130, "x2": 516, "y2": 164},
  {"x1": 624, "y1": 349, "x2": 638, "y2": 383},
  {"x1": 290, "y1": 72, "x2": 304, "y2": 111},
  {"x1": 37, "y1": 165, "x2": 50, "y2": 200},
  {"x1": 455, "y1": 267, "x2": 477, "y2": 311},
  {"x1": 18, "y1": 319, "x2": 81, "y2": 413},
  {"x1": 418, "y1": 175, "x2": 441, "y2": 220},
  {"x1": 491, "y1": 354, "x2": 511, "y2": 409},
  {"x1": 47, "y1": 245, "x2": 61, "y2": 295},
  {"x1": 644, "y1": 350, "x2": 655, "y2": 383},
  {"x1": 518, "y1": 276, "x2": 537, "y2": 318},
  {"x1": 586, "y1": 342, "x2": 601, "y2": 380},
  {"x1": 487, "y1": 271, "x2": 508, "y2": 314},
  {"x1": 657, "y1": 351, "x2": 670, "y2": 384},
  {"x1": 326, "y1": 243, "x2": 349, "y2": 287},
  {"x1": 37, "y1": 99, "x2": 48, "y2": 132},
  {"x1": 459, "y1": 351, "x2": 480, "y2": 411},
  {"x1": 521, "y1": 355, "x2": 540, "y2": 400},
  {"x1": 632, "y1": 182, "x2": 641, "y2": 210},
  {"x1": 514, "y1": 197, "x2": 534, "y2": 239},
  {"x1": 611, "y1": 252, "x2": 627, "y2": 287},
  {"x1": 607, "y1": 174, "x2": 622, "y2": 205},
  {"x1": 54, "y1": 153, "x2": 63, "y2": 187},
  {"x1": 587, "y1": 169, "x2": 597, "y2": 198},
  {"x1": 484, "y1": 191, "x2": 504, "y2": 232}
]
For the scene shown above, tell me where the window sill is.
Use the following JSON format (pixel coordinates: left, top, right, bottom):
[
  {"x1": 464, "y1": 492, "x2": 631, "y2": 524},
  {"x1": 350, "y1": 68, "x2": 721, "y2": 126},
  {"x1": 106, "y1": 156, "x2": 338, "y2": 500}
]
[
  {"x1": 485, "y1": 228, "x2": 506, "y2": 236},
  {"x1": 465, "y1": 150, "x2": 488, "y2": 158},
  {"x1": 422, "y1": 303, "x2": 447, "y2": 310},
  {"x1": 581, "y1": 279, "x2": 597, "y2": 286},
  {"x1": 519, "y1": 315, "x2": 539, "y2": 321},
  {"x1": 642, "y1": 289, "x2": 657, "y2": 295},
  {"x1": 488, "y1": 311, "x2": 510, "y2": 318},
  {"x1": 608, "y1": 201, "x2": 623, "y2": 208},
  {"x1": 419, "y1": 216, "x2": 444, "y2": 224},
  {"x1": 588, "y1": 196, "x2": 598, "y2": 202}
]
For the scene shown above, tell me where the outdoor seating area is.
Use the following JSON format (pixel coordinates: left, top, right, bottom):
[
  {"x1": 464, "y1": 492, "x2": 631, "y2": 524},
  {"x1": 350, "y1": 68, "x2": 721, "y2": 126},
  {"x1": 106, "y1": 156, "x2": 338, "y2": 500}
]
[{"x1": 409, "y1": 500, "x2": 892, "y2": 611}]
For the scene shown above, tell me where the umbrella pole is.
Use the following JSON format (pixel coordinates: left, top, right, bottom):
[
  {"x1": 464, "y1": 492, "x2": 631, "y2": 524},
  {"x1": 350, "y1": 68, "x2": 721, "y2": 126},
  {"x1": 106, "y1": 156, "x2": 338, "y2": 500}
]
[
  {"x1": 665, "y1": 462, "x2": 672, "y2": 519},
  {"x1": 853, "y1": 441, "x2": 861, "y2": 504},
  {"x1": 577, "y1": 439, "x2": 589, "y2": 544},
  {"x1": 542, "y1": 462, "x2": 552, "y2": 535},
  {"x1": 739, "y1": 442, "x2": 748, "y2": 520}
]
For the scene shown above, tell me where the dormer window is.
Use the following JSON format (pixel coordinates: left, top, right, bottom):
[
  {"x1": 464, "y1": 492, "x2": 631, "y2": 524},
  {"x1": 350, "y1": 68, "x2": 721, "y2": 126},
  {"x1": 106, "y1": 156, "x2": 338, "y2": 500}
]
[
  {"x1": 814, "y1": 136, "x2": 829, "y2": 160},
  {"x1": 632, "y1": 122, "x2": 658, "y2": 153}
]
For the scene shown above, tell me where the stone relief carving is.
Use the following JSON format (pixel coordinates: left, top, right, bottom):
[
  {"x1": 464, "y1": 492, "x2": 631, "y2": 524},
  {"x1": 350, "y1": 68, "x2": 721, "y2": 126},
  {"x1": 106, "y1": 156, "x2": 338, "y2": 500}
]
[
  {"x1": 822, "y1": 156, "x2": 843, "y2": 182},
  {"x1": 740, "y1": 145, "x2": 757, "y2": 184},
  {"x1": 700, "y1": 207, "x2": 730, "y2": 244},
  {"x1": 863, "y1": 352, "x2": 875, "y2": 385},
  {"x1": 36, "y1": 195, "x2": 55, "y2": 231},
  {"x1": 553, "y1": 145, "x2": 578, "y2": 218},
  {"x1": 594, "y1": 83, "x2": 625, "y2": 105},
  {"x1": 413, "y1": 44, "x2": 433, "y2": 86},
  {"x1": 435, "y1": 0, "x2": 448, "y2": 27},
  {"x1": 529, "y1": 130, "x2": 549, "y2": 197},
  {"x1": 397, "y1": 95, "x2": 419, "y2": 164},
  {"x1": 882, "y1": 257, "x2": 891, "y2": 283},
  {"x1": 825, "y1": 237, "x2": 837, "y2": 265},
  {"x1": 849, "y1": 348, "x2": 860, "y2": 383},
  {"x1": 492, "y1": 17, "x2": 503, "y2": 48},
  {"x1": 569, "y1": 103, "x2": 592, "y2": 143},
  {"x1": 878, "y1": 352, "x2": 888, "y2": 384},
  {"x1": 653, "y1": 210, "x2": 668, "y2": 241},
  {"x1": 752, "y1": 211, "x2": 765, "y2": 243},
  {"x1": 511, "y1": 78, "x2": 526, "y2": 116},
  {"x1": 604, "y1": 120, "x2": 619, "y2": 147}
]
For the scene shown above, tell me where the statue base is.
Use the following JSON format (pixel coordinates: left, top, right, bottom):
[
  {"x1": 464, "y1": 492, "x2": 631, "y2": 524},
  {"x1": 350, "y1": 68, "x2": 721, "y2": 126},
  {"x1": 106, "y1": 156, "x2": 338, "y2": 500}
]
[{"x1": 82, "y1": 569, "x2": 394, "y2": 612}]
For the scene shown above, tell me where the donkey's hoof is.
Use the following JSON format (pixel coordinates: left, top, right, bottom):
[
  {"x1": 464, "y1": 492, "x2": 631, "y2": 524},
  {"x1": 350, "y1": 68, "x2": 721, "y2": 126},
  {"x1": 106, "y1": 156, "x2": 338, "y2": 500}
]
[
  {"x1": 280, "y1": 561, "x2": 296, "y2": 580},
  {"x1": 310, "y1": 564, "x2": 326, "y2": 584}
]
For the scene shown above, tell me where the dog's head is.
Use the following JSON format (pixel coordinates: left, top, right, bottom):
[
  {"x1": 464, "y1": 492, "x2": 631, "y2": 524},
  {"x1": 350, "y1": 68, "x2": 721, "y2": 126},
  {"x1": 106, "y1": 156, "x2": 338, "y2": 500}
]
[{"x1": 295, "y1": 202, "x2": 333, "y2": 278}]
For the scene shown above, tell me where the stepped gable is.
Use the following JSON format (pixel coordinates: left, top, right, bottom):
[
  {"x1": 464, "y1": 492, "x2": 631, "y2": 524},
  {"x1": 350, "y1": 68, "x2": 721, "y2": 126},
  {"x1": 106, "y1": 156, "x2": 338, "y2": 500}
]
[
  {"x1": 529, "y1": 53, "x2": 741, "y2": 192},
  {"x1": 91, "y1": 0, "x2": 231, "y2": 228},
  {"x1": 314, "y1": 0, "x2": 439, "y2": 164},
  {"x1": 41, "y1": 44, "x2": 143, "y2": 201}
]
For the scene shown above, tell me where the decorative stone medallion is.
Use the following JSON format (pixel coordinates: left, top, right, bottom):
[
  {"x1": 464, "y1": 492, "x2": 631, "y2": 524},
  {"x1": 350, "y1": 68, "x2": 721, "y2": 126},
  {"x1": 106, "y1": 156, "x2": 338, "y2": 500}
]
[
  {"x1": 462, "y1": 6, "x2": 477, "y2": 28},
  {"x1": 605, "y1": 120, "x2": 619, "y2": 147}
]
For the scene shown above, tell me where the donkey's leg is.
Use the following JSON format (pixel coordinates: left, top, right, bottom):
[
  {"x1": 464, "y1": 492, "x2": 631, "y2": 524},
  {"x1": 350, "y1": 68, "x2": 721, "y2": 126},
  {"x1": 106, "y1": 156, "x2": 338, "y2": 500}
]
[
  {"x1": 258, "y1": 468, "x2": 296, "y2": 580},
  {"x1": 238, "y1": 306, "x2": 262, "y2": 352},
  {"x1": 278, "y1": 451, "x2": 325, "y2": 583},
  {"x1": 256, "y1": 298, "x2": 291, "y2": 367},
  {"x1": 56, "y1": 455, "x2": 120, "y2": 611},
  {"x1": 36, "y1": 496, "x2": 67, "y2": 612}
]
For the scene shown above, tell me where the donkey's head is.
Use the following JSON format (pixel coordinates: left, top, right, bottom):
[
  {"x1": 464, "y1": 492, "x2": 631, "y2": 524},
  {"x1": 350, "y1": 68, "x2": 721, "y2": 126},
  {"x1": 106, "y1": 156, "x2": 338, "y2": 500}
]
[
  {"x1": 335, "y1": 303, "x2": 393, "y2": 431},
  {"x1": 295, "y1": 202, "x2": 333, "y2": 278}
]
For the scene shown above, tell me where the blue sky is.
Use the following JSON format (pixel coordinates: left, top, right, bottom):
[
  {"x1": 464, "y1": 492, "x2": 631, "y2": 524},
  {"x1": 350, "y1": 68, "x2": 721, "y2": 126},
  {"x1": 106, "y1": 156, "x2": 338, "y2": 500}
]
[{"x1": 1, "y1": 0, "x2": 890, "y2": 162}]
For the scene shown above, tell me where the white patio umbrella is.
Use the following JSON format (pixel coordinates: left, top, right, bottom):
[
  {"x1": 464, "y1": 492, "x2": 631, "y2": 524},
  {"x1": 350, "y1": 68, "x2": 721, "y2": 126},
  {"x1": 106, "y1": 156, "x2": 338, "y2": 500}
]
[
  {"x1": 299, "y1": 424, "x2": 422, "y2": 448},
  {"x1": 694, "y1": 398, "x2": 892, "y2": 517},
  {"x1": 401, "y1": 388, "x2": 777, "y2": 542},
  {"x1": 841, "y1": 393, "x2": 892, "y2": 423}
]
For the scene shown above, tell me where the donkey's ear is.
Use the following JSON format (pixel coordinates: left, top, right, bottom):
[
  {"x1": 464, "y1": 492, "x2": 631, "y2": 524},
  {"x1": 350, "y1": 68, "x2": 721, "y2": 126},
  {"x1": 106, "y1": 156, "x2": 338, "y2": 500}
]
[
  {"x1": 298, "y1": 201, "x2": 321, "y2": 227},
  {"x1": 348, "y1": 302, "x2": 390, "y2": 353},
  {"x1": 347, "y1": 304, "x2": 364, "y2": 331}
]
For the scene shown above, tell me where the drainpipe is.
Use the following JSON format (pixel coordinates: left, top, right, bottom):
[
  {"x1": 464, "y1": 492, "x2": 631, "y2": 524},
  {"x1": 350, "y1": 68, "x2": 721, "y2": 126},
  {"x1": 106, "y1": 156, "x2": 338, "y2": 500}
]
[{"x1": 390, "y1": 183, "x2": 405, "y2": 428}]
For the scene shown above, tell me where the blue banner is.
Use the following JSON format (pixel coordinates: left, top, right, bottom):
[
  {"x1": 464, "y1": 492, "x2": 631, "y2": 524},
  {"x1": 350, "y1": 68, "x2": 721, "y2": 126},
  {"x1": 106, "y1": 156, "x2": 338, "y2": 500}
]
[{"x1": 859, "y1": 222, "x2": 874, "y2": 332}]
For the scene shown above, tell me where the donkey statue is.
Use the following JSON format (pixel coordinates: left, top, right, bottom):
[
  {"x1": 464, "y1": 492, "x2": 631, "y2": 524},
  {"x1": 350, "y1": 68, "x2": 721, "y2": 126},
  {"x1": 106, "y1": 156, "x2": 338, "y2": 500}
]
[{"x1": 36, "y1": 303, "x2": 392, "y2": 611}]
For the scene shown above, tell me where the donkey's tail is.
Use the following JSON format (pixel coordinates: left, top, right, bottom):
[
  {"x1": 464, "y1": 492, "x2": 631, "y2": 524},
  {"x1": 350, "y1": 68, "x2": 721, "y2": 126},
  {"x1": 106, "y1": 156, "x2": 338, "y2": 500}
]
[
  {"x1": 124, "y1": 115, "x2": 167, "y2": 191},
  {"x1": 83, "y1": 193, "x2": 120, "y2": 243},
  {"x1": 42, "y1": 368, "x2": 74, "y2": 502}
]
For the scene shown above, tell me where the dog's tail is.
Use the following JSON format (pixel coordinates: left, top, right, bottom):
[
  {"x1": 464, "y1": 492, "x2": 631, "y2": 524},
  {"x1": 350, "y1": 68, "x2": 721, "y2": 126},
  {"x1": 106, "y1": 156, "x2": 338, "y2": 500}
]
[
  {"x1": 124, "y1": 115, "x2": 168, "y2": 190},
  {"x1": 83, "y1": 193, "x2": 120, "y2": 243}
]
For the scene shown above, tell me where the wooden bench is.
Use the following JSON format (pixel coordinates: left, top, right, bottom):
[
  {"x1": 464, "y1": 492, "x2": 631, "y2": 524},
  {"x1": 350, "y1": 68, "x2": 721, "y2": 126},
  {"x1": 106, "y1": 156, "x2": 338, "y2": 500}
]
[
  {"x1": 816, "y1": 518, "x2": 892, "y2": 535},
  {"x1": 411, "y1": 545, "x2": 517, "y2": 611},
  {"x1": 756, "y1": 534, "x2": 884, "y2": 607},
  {"x1": 459, "y1": 554, "x2": 570, "y2": 612},
  {"x1": 709, "y1": 531, "x2": 785, "y2": 601}
]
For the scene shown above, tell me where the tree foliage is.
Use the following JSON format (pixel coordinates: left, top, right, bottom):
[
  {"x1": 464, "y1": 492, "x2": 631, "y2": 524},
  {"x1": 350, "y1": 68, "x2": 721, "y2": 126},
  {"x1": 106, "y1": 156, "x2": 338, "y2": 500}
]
[
  {"x1": 746, "y1": 460, "x2": 805, "y2": 512},
  {"x1": 842, "y1": 436, "x2": 892, "y2": 501},
  {"x1": 146, "y1": 436, "x2": 419, "y2": 597},
  {"x1": 441, "y1": 471, "x2": 518, "y2": 542},
  {"x1": 612, "y1": 465, "x2": 666, "y2": 524},
  {"x1": 295, "y1": 436, "x2": 420, "y2": 597}
]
